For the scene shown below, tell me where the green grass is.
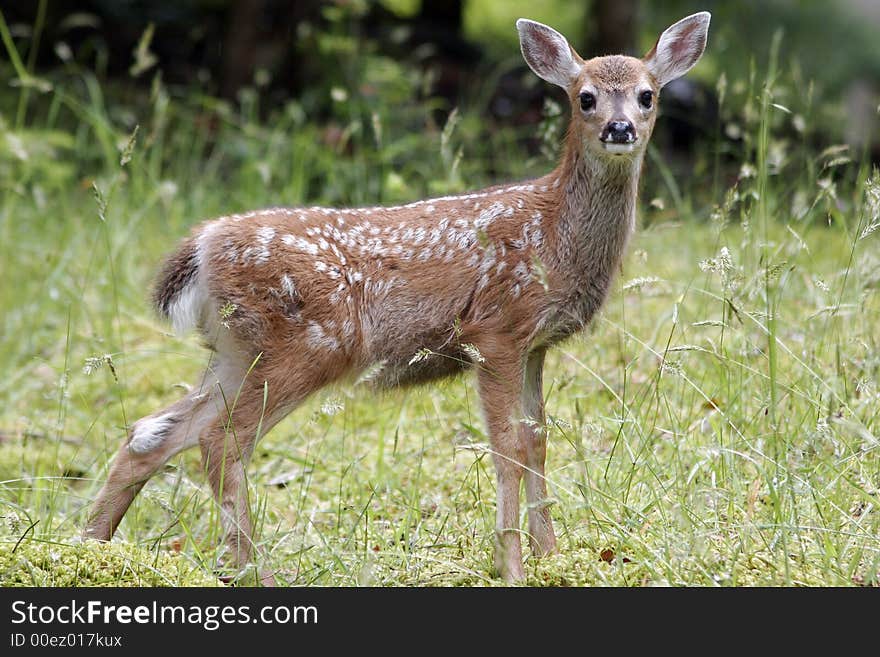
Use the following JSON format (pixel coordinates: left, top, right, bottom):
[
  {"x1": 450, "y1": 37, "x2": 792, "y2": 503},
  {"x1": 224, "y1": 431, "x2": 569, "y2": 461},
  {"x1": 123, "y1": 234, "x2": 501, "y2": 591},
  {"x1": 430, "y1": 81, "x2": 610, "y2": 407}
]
[
  {"x1": 1, "y1": 14, "x2": 878, "y2": 587},
  {"x1": 2, "y1": 205, "x2": 877, "y2": 586}
]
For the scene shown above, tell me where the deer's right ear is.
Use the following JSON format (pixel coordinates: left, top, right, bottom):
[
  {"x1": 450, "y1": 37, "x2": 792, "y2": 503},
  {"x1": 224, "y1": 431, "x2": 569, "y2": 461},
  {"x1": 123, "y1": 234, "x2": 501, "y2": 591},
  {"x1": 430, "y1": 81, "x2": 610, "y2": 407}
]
[{"x1": 516, "y1": 19, "x2": 582, "y2": 89}]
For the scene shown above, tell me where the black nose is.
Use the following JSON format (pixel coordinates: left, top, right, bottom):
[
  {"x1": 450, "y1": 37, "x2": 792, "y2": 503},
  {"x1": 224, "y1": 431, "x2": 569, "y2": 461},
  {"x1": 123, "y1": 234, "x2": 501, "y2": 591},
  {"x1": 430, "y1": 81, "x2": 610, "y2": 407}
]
[{"x1": 601, "y1": 121, "x2": 636, "y2": 144}]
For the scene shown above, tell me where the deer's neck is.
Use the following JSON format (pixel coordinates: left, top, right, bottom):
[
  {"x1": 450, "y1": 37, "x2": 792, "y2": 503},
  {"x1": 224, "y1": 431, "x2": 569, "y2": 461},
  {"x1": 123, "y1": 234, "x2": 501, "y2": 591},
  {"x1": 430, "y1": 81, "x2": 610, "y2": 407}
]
[
  {"x1": 540, "y1": 142, "x2": 643, "y2": 335},
  {"x1": 554, "y1": 142, "x2": 642, "y2": 268}
]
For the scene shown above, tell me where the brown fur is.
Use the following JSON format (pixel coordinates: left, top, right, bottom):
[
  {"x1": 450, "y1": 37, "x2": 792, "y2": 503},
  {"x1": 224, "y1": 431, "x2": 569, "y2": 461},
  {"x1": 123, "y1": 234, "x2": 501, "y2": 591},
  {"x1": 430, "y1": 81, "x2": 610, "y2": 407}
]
[
  {"x1": 153, "y1": 237, "x2": 198, "y2": 317},
  {"x1": 84, "y1": 13, "x2": 710, "y2": 584}
]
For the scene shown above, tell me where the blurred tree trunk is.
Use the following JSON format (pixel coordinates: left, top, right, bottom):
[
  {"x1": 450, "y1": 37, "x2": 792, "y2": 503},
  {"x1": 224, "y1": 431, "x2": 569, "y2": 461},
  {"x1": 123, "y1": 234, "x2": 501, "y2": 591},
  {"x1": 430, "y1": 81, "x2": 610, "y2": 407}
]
[
  {"x1": 413, "y1": 0, "x2": 472, "y2": 103},
  {"x1": 586, "y1": 0, "x2": 638, "y2": 56},
  {"x1": 417, "y1": 0, "x2": 463, "y2": 32},
  {"x1": 221, "y1": 0, "x2": 320, "y2": 99},
  {"x1": 222, "y1": 0, "x2": 263, "y2": 98}
]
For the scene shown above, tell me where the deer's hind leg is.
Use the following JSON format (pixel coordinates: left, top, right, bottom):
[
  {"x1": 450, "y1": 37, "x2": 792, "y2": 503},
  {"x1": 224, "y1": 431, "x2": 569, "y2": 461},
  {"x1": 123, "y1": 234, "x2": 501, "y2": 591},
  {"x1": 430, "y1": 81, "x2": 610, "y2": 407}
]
[
  {"x1": 196, "y1": 348, "x2": 348, "y2": 582},
  {"x1": 84, "y1": 363, "x2": 234, "y2": 543},
  {"x1": 197, "y1": 377, "x2": 272, "y2": 580}
]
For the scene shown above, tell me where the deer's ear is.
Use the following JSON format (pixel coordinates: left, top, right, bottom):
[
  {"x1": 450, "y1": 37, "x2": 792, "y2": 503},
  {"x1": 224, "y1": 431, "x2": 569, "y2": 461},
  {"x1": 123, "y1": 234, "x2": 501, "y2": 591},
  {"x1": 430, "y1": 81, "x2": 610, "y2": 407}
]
[
  {"x1": 644, "y1": 12, "x2": 711, "y2": 88},
  {"x1": 516, "y1": 19, "x2": 582, "y2": 89}
]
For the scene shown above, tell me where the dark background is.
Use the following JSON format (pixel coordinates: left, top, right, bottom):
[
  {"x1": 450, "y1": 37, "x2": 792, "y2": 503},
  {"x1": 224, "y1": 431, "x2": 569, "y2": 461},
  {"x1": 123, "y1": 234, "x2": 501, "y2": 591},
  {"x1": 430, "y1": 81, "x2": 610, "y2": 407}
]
[{"x1": 2, "y1": 0, "x2": 879, "y2": 211}]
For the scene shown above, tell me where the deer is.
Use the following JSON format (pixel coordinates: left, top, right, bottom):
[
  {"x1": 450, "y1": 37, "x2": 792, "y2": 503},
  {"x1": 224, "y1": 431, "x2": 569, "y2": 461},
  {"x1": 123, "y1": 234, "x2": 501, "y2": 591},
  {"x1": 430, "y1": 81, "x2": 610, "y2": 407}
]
[{"x1": 84, "y1": 12, "x2": 711, "y2": 584}]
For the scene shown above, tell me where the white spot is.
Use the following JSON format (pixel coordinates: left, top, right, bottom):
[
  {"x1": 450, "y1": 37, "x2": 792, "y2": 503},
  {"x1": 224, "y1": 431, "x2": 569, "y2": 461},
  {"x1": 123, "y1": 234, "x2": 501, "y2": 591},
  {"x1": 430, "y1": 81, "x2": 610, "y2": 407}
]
[
  {"x1": 451, "y1": 230, "x2": 475, "y2": 250},
  {"x1": 256, "y1": 226, "x2": 276, "y2": 244},
  {"x1": 306, "y1": 321, "x2": 339, "y2": 350},
  {"x1": 363, "y1": 238, "x2": 386, "y2": 257},
  {"x1": 241, "y1": 244, "x2": 270, "y2": 265},
  {"x1": 479, "y1": 249, "x2": 496, "y2": 275},
  {"x1": 330, "y1": 243, "x2": 346, "y2": 264},
  {"x1": 281, "y1": 274, "x2": 297, "y2": 297},
  {"x1": 282, "y1": 234, "x2": 319, "y2": 256},
  {"x1": 222, "y1": 239, "x2": 239, "y2": 263},
  {"x1": 328, "y1": 282, "x2": 347, "y2": 304},
  {"x1": 475, "y1": 201, "x2": 508, "y2": 231},
  {"x1": 315, "y1": 261, "x2": 327, "y2": 272},
  {"x1": 129, "y1": 413, "x2": 175, "y2": 454}
]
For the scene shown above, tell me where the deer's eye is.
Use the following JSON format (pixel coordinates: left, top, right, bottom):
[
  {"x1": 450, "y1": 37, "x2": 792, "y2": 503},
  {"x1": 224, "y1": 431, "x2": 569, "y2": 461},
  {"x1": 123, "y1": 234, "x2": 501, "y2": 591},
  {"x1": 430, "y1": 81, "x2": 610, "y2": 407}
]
[
  {"x1": 579, "y1": 91, "x2": 596, "y2": 112},
  {"x1": 639, "y1": 90, "x2": 654, "y2": 109}
]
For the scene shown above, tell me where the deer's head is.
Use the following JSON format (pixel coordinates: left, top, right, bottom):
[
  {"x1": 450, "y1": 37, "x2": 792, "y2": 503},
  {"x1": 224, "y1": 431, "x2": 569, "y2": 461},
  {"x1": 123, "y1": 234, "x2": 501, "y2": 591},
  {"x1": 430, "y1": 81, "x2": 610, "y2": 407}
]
[{"x1": 517, "y1": 12, "x2": 711, "y2": 159}]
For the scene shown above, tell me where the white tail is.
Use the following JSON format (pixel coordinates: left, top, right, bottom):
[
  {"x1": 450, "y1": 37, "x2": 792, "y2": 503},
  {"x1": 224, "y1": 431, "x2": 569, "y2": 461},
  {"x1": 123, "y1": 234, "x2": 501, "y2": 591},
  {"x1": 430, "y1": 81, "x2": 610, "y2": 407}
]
[{"x1": 85, "y1": 13, "x2": 711, "y2": 584}]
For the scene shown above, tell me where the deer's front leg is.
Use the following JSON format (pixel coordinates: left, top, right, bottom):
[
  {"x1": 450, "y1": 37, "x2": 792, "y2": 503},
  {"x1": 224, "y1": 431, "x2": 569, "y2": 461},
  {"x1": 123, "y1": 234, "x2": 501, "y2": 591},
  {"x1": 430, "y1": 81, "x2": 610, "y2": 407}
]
[
  {"x1": 476, "y1": 346, "x2": 527, "y2": 582},
  {"x1": 522, "y1": 349, "x2": 557, "y2": 556}
]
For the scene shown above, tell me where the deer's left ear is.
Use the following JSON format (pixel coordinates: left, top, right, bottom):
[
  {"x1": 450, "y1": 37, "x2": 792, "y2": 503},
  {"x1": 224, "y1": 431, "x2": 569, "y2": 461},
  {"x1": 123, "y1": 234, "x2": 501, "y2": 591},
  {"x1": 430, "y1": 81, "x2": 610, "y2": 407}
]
[{"x1": 644, "y1": 12, "x2": 711, "y2": 88}]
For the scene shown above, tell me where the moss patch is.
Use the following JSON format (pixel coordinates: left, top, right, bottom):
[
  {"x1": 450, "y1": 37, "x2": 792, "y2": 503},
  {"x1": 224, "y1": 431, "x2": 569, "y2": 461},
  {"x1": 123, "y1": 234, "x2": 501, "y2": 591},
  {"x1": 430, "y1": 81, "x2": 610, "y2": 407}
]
[{"x1": 0, "y1": 538, "x2": 220, "y2": 587}]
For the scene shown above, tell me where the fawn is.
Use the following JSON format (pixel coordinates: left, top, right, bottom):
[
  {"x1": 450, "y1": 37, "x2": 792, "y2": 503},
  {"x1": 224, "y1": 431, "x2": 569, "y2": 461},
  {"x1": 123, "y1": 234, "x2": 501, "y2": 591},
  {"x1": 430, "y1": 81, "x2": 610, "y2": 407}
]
[{"x1": 85, "y1": 13, "x2": 711, "y2": 583}]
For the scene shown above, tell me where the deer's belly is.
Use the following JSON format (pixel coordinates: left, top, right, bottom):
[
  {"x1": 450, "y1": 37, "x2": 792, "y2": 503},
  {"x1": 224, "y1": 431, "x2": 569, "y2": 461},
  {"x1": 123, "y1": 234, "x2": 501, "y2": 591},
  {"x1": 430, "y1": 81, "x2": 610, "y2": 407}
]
[{"x1": 367, "y1": 347, "x2": 471, "y2": 389}]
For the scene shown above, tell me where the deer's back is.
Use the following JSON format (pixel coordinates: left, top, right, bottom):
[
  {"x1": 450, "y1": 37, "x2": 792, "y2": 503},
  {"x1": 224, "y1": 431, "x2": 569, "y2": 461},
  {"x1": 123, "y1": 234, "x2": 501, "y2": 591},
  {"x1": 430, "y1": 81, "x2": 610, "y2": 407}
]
[{"x1": 157, "y1": 179, "x2": 568, "y2": 386}]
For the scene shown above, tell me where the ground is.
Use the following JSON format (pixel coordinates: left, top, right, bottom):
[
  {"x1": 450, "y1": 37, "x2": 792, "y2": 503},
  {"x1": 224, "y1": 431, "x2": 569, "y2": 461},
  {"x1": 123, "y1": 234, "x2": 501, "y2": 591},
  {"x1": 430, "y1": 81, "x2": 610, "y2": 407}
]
[{"x1": 2, "y1": 201, "x2": 877, "y2": 586}]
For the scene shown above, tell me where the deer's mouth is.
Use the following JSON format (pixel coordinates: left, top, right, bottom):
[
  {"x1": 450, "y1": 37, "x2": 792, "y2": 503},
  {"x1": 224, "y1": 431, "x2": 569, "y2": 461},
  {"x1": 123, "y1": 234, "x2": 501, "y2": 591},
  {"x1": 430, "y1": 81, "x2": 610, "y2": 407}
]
[{"x1": 601, "y1": 142, "x2": 637, "y2": 154}]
